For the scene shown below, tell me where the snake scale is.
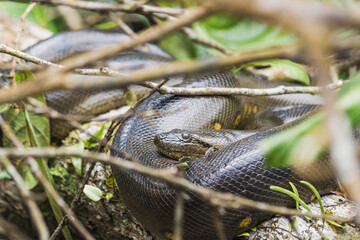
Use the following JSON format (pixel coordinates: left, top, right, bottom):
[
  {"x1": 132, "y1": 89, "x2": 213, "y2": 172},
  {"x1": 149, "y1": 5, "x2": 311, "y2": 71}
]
[{"x1": 1, "y1": 30, "x2": 338, "y2": 239}]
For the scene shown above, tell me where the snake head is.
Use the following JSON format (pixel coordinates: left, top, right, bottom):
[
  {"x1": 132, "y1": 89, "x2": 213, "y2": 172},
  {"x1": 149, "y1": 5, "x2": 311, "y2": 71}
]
[{"x1": 154, "y1": 129, "x2": 211, "y2": 161}]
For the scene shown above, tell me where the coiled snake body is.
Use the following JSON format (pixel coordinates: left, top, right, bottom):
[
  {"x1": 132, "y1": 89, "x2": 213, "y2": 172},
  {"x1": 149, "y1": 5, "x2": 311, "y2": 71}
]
[
  {"x1": 111, "y1": 72, "x2": 337, "y2": 238},
  {"x1": 1, "y1": 30, "x2": 337, "y2": 239}
]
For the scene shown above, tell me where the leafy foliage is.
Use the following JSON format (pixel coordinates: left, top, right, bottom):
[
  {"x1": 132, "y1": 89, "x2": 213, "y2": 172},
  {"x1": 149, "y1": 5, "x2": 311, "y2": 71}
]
[
  {"x1": 263, "y1": 70, "x2": 360, "y2": 167},
  {"x1": 193, "y1": 14, "x2": 296, "y2": 52},
  {"x1": 84, "y1": 184, "x2": 103, "y2": 202},
  {"x1": 239, "y1": 59, "x2": 310, "y2": 85},
  {"x1": 0, "y1": 2, "x2": 67, "y2": 32}
]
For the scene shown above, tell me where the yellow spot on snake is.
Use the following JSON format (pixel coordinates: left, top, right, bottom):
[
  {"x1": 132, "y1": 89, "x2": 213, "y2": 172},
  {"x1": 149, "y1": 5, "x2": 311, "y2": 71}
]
[
  {"x1": 165, "y1": 232, "x2": 174, "y2": 239},
  {"x1": 213, "y1": 123, "x2": 222, "y2": 130},
  {"x1": 239, "y1": 216, "x2": 252, "y2": 228},
  {"x1": 253, "y1": 105, "x2": 258, "y2": 114},
  {"x1": 243, "y1": 104, "x2": 248, "y2": 114},
  {"x1": 234, "y1": 114, "x2": 242, "y2": 127},
  {"x1": 247, "y1": 106, "x2": 253, "y2": 116}
]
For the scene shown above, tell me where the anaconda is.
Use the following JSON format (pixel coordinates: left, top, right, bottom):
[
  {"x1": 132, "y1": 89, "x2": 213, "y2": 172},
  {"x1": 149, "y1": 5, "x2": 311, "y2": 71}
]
[
  {"x1": 111, "y1": 70, "x2": 336, "y2": 239},
  {"x1": 1, "y1": 30, "x2": 338, "y2": 239}
]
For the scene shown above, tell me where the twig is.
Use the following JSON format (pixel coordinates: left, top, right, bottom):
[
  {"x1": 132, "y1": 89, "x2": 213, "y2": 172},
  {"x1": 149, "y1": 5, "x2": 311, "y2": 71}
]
[
  {"x1": 5, "y1": 0, "x2": 184, "y2": 15},
  {"x1": 0, "y1": 156, "x2": 49, "y2": 240},
  {"x1": 0, "y1": 146, "x2": 353, "y2": 223},
  {"x1": 0, "y1": 115, "x2": 94, "y2": 240},
  {"x1": 173, "y1": 191, "x2": 185, "y2": 240},
  {"x1": 210, "y1": 207, "x2": 226, "y2": 240},
  {"x1": 10, "y1": 3, "x2": 37, "y2": 85},
  {"x1": 0, "y1": 44, "x2": 128, "y2": 77},
  {"x1": 0, "y1": 44, "x2": 298, "y2": 105},
  {"x1": 109, "y1": 12, "x2": 137, "y2": 39},
  {"x1": 0, "y1": 215, "x2": 32, "y2": 240},
  {"x1": 197, "y1": 0, "x2": 360, "y2": 35},
  {"x1": 145, "y1": 80, "x2": 344, "y2": 96},
  {"x1": 182, "y1": 26, "x2": 231, "y2": 54},
  {"x1": 153, "y1": 14, "x2": 231, "y2": 54},
  {"x1": 0, "y1": 44, "x2": 61, "y2": 67}
]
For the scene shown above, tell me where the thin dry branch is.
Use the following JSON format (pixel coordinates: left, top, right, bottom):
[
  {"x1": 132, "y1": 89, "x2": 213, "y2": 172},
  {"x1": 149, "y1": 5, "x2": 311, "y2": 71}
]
[
  {"x1": 0, "y1": 146, "x2": 353, "y2": 224},
  {"x1": 198, "y1": 0, "x2": 360, "y2": 37},
  {"x1": 45, "y1": 5, "x2": 213, "y2": 72},
  {"x1": 0, "y1": 4, "x2": 215, "y2": 104},
  {"x1": 4, "y1": 0, "x2": 183, "y2": 15},
  {"x1": 0, "y1": 158, "x2": 49, "y2": 240},
  {"x1": 0, "y1": 44, "x2": 61, "y2": 67},
  {"x1": 0, "y1": 215, "x2": 32, "y2": 240},
  {"x1": 10, "y1": 3, "x2": 37, "y2": 85},
  {"x1": 0, "y1": 44, "x2": 298, "y2": 104},
  {"x1": 153, "y1": 14, "x2": 230, "y2": 54},
  {"x1": 0, "y1": 115, "x2": 94, "y2": 240},
  {"x1": 145, "y1": 80, "x2": 344, "y2": 96},
  {"x1": 0, "y1": 44, "x2": 128, "y2": 77}
]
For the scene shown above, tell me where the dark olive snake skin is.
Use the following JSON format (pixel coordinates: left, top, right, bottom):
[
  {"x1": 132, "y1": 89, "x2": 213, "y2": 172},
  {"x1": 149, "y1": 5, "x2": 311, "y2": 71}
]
[
  {"x1": 1, "y1": 30, "x2": 338, "y2": 239},
  {"x1": 111, "y1": 72, "x2": 337, "y2": 239},
  {"x1": 154, "y1": 104, "x2": 319, "y2": 161},
  {"x1": 1, "y1": 30, "x2": 173, "y2": 139}
]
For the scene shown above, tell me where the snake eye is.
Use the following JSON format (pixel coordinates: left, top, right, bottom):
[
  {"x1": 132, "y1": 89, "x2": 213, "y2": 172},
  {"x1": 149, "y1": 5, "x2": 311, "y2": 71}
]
[{"x1": 181, "y1": 132, "x2": 191, "y2": 141}]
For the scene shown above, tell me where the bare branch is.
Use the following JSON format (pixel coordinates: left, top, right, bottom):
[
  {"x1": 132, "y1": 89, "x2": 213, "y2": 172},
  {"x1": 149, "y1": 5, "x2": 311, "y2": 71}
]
[
  {"x1": 0, "y1": 44, "x2": 128, "y2": 77},
  {"x1": 0, "y1": 44, "x2": 61, "y2": 67},
  {"x1": 0, "y1": 157, "x2": 49, "y2": 240},
  {"x1": 10, "y1": 3, "x2": 37, "y2": 85},
  {"x1": 0, "y1": 215, "x2": 32, "y2": 240},
  {"x1": 0, "y1": 44, "x2": 298, "y2": 104},
  {"x1": 0, "y1": 146, "x2": 353, "y2": 223},
  {"x1": 145, "y1": 80, "x2": 344, "y2": 96},
  {"x1": 4, "y1": 0, "x2": 184, "y2": 15},
  {"x1": 197, "y1": 0, "x2": 360, "y2": 36},
  {"x1": 0, "y1": 115, "x2": 94, "y2": 240}
]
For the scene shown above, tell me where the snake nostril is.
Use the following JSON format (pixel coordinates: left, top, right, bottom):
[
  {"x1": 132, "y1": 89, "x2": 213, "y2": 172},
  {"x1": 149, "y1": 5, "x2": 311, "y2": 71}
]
[
  {"x1": 154, "y1": 134, "x2": 165, "y2": 146},
  {"x1": 156, "y1": 133, "x2": 166, "y2": 140}
]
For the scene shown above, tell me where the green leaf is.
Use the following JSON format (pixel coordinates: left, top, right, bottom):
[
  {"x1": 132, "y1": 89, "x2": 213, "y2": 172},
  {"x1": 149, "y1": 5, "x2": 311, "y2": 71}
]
[
  {"x1": 49, "y1": 163, "x2": 68, "y2": 180},
  {"x1": 24, "y1": 109, "x2": 72, "y2": 240},
  {"x1": 105, "y1": 193, "x2": 113, "y2": 200},
  {"x1": 1, "y1": 85, "x2": 71, "y2": 239},
  {"x1": 95, "y1": 21, "x2": 117, "y2": 29},
  {"x1": 263, "y1": 113, "x2": 325, "y2": 167},
  {"x1": 124, "y1": 89, "x2": 138, "y2": 107},
  {"x1": 289, "y1": 218, "x2": 298, "y2": 229},
  {"x1": 2, "y1": 107, "x2": 49, "y2": 148},
  {"x1": 19, "y1": 162, "x2": 38, "y2": 189},
  {"x1": 237, "y1": 232, "x2": 250, "y2": 237},
  {"x1": 239, "y1": 59, "x2": 310, "y2": 85},
  {"x1": 0, "y1": 2, "x2": 66, "y2": 32},
  {"x1": 0, "y1": 104, "x2": 10, "y2": 114},
  {"x1": 84, "y1": 184, "x2": 103, "y2": 202},
  {"x1": 2, "y1": 97, "x2": 50, "y2": 190},
  {"x1": 70, "y1": 142, "x2": 84, "y2": 176},
  {"x1": 193, "y1": 14, "x2": 296, "y2": 53},
  {"x1": 326, "y1": 220, "x2": 347, "y2": 229},
  {"x1": 84, "y1": 124, "x2": 106, "y2": 148},
  {"x1": 289, "y1": 182, "x2": 300, "y2": 211},
  {"x1": 300, "y1": 181, "x2": 325, "y2": 216},
  {"x1": 270, "y1": 185, "x2": 312, "y2": 214},
  {"x1": 159, "y1": 31, "x2": 211, "y2": 60},
  {"x1": 262, "y1": 70, "x2": 360, "y2": 168},
  {"x1": 106, "y1": 175, "x2": 116, "y2": 187},
  {"x1": 0, "y1": 170, "x2": 11, "y2": 180},
  {"x1": 15, "y1": 70, "x2": 34, "y2": 83}
]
